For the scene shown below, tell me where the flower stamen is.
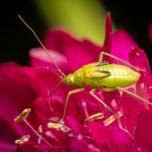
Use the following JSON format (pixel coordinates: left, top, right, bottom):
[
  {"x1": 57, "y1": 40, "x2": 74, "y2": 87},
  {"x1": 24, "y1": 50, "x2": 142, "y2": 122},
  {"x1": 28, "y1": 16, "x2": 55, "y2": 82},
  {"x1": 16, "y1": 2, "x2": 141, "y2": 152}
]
[
  {"x1": 15, "y1": 135, "x2": 30, "y2": 144},
  {"x1": 14, "y1": 108, "x2": 53, "y2": 148},
  {"x1": 82, "y1": 101, "x2": 89, "y2": 118},
  {"x1": 85, "y1": 112, "x2": 104, "y2": 122},
  {"x1": 103, "y1": 111, "x2": 123, "y2": 126},
  {"x1": 37, "y1": 125, "x2": 43, "y2": 144},
  {"x1": 38, "y1": 125, "x2": 43, "y2": 134},
  {"x1": 48, "y1": 122, "x2": 71, "y2": 133},
  {"x1": 14, "y1": 108, "x2": 31, "y2": 123}
]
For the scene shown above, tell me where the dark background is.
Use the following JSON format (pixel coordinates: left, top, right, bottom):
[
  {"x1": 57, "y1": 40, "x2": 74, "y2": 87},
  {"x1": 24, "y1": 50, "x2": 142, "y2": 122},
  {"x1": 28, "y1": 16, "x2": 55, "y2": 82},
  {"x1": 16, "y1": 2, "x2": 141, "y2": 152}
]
[{"x1": 0, "y1": 0, "x2": 152, "y2": 65}]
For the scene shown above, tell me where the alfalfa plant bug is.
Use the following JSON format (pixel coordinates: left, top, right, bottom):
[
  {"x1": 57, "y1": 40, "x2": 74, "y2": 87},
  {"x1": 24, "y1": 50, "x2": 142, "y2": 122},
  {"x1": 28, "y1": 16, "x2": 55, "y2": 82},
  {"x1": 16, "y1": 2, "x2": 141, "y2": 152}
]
[{"x1": 18, "y1": 14, "x2": 152, "y2": 126}]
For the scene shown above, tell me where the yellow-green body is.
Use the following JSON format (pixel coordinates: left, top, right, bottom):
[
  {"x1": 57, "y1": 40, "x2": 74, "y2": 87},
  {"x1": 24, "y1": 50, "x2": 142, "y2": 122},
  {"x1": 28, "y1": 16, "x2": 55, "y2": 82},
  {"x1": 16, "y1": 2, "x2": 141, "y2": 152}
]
[{"x1": 64, "y1": 62, "x2": 140, "y2": 91}]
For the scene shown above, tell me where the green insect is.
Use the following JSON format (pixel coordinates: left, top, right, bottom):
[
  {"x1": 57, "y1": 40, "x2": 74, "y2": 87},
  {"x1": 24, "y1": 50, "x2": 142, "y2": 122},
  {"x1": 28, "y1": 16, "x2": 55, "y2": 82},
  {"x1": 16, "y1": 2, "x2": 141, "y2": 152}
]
[{"x1": 18, "y1": 15, "x2": 152, "y2": 122}]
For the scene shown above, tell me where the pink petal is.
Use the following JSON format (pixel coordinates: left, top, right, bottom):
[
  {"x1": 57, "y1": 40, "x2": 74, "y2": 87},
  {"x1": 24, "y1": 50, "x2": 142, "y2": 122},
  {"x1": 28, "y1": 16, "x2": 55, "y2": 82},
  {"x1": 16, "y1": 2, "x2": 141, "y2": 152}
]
[
  {"x1": 32, "y1": 95, "x2": 64, "y2": 122},
  {"x1": 134, "y1": 110, "x2": 152, "y2": 151},
  {"x1": 63, "y1": 41, "x2": 99, "y2": 71},
  {"x1": 0, "y1": 117, "x2": 18, "y2": 152},
  {"x1": 109, "y1": 128, "x2": 130, "y2": 152},
  {"x1": 129, "y1": 47, "x2": 150, "y2": 71},
  {"x1": 70, "y1": 135, "x2": 88, "y2": 152},
  {"x1": 89, "y1": 122, "x2": 109, "y2": 148},
  {"x1": 0, "y1": 63, "x2": 37, "y2": 124},
  {"x1": 111, "y1": 30, "x2": 138, "y2": 62},
  {"x1": 102, "y1": 12, "x2": 112, "y2": 52},
  {"x1": 43, "y1": 29, "x2": 101, "y2": 71},
  {"x1": 0, "y1": 140, "x2": 16, "y2": 152},
  {"x1": 16, "y1": 143, "x2": 49, "y2": 152},
  {"x1": 30, "y1": 48, "x2": 69, "y2": 74},
  {"x1": 43, "y1": 29, "x2": 78, "y2": 54}
]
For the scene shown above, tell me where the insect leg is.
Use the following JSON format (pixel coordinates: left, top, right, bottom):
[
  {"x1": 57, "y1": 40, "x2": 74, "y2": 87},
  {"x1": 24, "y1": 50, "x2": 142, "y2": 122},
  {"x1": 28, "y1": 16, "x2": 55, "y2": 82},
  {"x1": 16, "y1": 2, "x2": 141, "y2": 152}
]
[
  {"x1": 99, "y1": 51, "x2": 141, "y2": 71},
  {"x1": 89, "y1": 89, "x2": 115, "y2": 113},
  {"x1": 98, "y1": 52, "x2": 104, "y2": 62},
  {"x1": 62, "y1": 88, "x2": 85, "y2": 120},
  {"x1": 117, "y1": 87, "x2": 152, "y2": 106}
]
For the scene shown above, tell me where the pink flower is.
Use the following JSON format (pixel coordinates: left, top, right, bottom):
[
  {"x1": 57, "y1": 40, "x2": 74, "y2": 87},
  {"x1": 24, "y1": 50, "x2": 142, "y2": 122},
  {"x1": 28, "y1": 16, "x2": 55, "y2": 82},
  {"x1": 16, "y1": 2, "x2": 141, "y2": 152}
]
[{"x1": 1, "y1": 13, "x2": 152, "y2": 152}]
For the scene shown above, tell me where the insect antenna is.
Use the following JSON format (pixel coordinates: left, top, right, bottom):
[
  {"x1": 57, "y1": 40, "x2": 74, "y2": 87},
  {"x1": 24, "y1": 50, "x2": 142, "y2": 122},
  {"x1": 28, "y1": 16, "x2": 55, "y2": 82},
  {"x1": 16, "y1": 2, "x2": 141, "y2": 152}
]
[
  {"x1": 50, "y1": 79, "x2": 64, "y2": 97},
  {"x1": 18, "y1": 15, "x2": 66, "y2": 78}
]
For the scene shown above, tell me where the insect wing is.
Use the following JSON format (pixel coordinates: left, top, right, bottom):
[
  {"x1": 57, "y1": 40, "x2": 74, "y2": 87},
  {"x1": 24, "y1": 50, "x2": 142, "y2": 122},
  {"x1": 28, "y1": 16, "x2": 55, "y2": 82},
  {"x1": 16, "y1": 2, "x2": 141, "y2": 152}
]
[{"x1": 86, "y1": 70, "x2": 111, "y2": 78}]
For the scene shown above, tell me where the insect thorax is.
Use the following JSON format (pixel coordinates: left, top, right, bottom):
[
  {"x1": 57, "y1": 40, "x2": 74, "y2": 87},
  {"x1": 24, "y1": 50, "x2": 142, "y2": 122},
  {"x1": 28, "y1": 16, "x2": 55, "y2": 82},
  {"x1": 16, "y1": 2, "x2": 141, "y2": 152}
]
[{"x1": 64, "y1": 71, "x2": 83, "y2": 87}]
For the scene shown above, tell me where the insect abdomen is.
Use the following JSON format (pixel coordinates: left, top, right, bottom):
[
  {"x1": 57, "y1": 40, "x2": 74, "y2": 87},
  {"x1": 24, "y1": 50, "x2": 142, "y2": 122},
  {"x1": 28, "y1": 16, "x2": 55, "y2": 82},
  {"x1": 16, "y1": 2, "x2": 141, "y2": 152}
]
[{"x1": 82, "y1": 63, "x2": 140, "y2": 88}]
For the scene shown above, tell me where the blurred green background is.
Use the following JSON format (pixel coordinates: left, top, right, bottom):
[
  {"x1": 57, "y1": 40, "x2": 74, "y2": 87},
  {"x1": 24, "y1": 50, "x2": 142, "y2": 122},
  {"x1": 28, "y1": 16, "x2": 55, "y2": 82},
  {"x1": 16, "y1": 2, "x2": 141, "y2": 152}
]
[{"x1": 0, "y1": 0, "x2": 151, "y2": 65}]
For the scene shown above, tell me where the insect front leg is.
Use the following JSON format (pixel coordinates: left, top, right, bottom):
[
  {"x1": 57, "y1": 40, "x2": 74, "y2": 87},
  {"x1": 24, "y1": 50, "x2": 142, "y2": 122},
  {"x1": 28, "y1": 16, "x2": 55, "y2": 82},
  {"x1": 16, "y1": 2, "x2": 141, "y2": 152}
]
[
  {"x1": 89, "y1": 89, "x2": 114, "y2": 114},
  {"x1": 62, "y1": 88, "x2": 85, "y2": 121}
]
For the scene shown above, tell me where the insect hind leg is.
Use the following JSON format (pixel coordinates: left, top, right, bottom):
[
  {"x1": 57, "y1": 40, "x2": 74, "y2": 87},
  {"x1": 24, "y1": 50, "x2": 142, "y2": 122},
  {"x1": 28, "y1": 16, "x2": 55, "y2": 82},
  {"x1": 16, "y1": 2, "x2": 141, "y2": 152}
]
[
  {"x1": 99, "y1": 51, "x2": 141, "y2": 71},
  {"x1": 117, "y1": 87, "x2": 152, "y2": 106}
]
